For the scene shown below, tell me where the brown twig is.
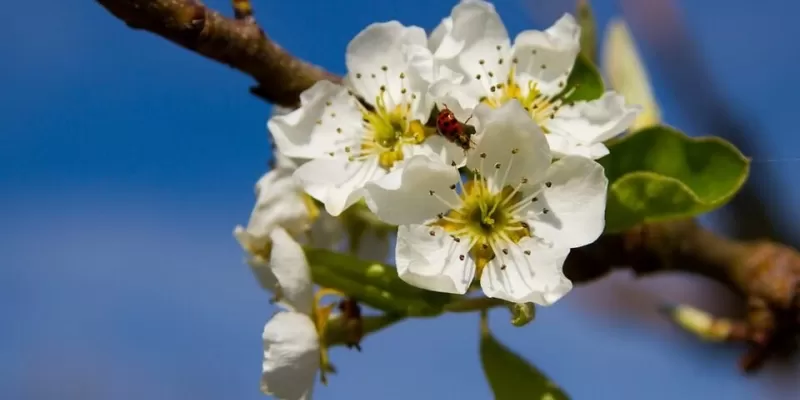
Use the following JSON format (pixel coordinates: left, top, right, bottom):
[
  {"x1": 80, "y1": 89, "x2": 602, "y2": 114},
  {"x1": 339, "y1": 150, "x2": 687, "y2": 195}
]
[
  {"x1": 565, "y1": 219, "x2": 800, "y2": 372},
  {"x1": 96, "y1": 0, "x2": 800, "y2": 371},
  {"x1": 95, "y1": 0, "x2": 341, "y2": 107}
]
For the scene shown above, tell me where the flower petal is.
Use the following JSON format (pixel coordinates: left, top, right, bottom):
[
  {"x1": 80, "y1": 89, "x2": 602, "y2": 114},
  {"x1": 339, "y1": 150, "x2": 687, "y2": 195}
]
[
  {"x1": 546, "y1": 134, "x2": 610, "y2": 160},
  {"x1": 346, "y1": 21, "x2": 428, "y2": 109},
  {"x1": 396, "y1": 224, "x2": 475, "y2": 294},
  {"x1": 261, "y1": 311, "x2": 320, "y2": 400},
  {"x1": 268, "y1": 81, "x2": 363, "y2": 160},
  {"x1": 512, "y1": 14, "x2": 581, "y2": 94},
  {"x1": 480, "y1": 238, "x2": 571, "y2": 305},
  {"x1": 546, "y1": 91, "x2": 641, "y2": 146},
  {"x1": 467, "y1": 101, "x2": 552, "y2": 189},
  {"x1": 364, "y1": 155, "x2": 461, "y2": 225},
  {"x1": 266, "y1": 227, "x2": 314, "y2": 315},
  {"x1": 529, "y1": 156, "x2": 608, "y2": 248},
  {"x1": 294, "y1": 156, "x2": 386, "y2": 216}
]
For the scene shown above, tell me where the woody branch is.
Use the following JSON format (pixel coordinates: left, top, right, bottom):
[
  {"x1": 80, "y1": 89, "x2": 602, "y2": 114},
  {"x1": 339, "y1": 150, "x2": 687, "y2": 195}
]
[{"x1": 95, "y1": 0, "x2": 800, "y2": 371}]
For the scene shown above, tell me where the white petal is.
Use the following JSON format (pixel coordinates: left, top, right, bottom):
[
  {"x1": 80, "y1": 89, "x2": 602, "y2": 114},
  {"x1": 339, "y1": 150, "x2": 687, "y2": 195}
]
[
  {"x1": 467, "y1": 101, "x2": 552, "y2": 189},
  {"x1": 346, "y1": 21, "x2": 428, "y2": 109},
  {"x1": 429, "y1": 17, "x2": 453, "y2": 55},
  {"x1": 529, "y1": 156, "x2": 608, "y2": 248},
  {"x1": 396, "y1": 224, "x2": 475, "y2": 294},
  {"x1": 480, "y1": 238, "x2": 571, "y2": 305},
  {"x1": 253, "y1": 169, "x2": 310, "y2": 235},
  {"x1": 364, "y1": 155, "x2": 461, "y2": 225},
  {"x1": 429, "y1": 80, "x2": 481, "y2": 122},
  {"x1": 416, "y1": 135, "x2": 468, "y2": 168},
  {"x1": 265, "y1": 227, "x2": 314, "y2": 315},
  {"x1": 546, "y1": 134, "x2": 610, "y2": 160},
  {"x1": 261, "y1": 312, "x2": 320, "y2": 400},
  {"x1": 268, "y1": 81, "x2": 363, "y2": 159},
  {"x1": 546, "y1": 91, "x2": 641, "y2": 145},
  {"x1": 294, "y1": 157, "x2": 386, "y2": 216},
  {"x1": 512, "y1": 14, "x2": 581, "y2": 95}
]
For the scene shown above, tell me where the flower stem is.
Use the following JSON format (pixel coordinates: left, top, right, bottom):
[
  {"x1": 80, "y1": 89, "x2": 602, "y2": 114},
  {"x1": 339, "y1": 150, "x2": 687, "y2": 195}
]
[{"x1": 444, "y1": 296, "x2": 508, "y2": 313}]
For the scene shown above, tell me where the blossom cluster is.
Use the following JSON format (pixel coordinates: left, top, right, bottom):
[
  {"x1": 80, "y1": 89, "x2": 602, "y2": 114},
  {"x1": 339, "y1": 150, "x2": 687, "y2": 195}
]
[{"x1": 235, "y1": 1, "x2": 639, "y2": 398}]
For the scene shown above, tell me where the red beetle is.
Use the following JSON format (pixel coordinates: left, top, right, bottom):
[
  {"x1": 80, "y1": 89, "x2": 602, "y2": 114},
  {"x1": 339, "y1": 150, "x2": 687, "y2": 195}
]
[{"x1": 436, "y1": 104, "x2": 474, "y2": 152}]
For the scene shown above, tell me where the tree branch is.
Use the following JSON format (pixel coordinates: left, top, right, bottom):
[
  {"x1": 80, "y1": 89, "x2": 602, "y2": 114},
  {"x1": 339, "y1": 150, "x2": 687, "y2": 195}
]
[
  {"x1": 96, "y1": 0, "x2": 800, "y2": 371},
  {"x1": 96, "y1": 0, "x2": 340, "y2": 107},
  {"x1": 565, "y1": 219, "x2": 800, "y2": 372}
]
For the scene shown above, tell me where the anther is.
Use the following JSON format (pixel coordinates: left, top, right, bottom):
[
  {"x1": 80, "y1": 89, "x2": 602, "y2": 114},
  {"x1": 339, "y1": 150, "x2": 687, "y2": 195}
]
[
  {"x1": 545, "y1": 181, "x2": 552, "y2": 188},
  {"x1": 531, "y1": 49, "x2": 537, "y2": 55},
  {"x1": 480, "y1": 153, "x2": 487, "y2": 158},
  {"x1": 543, "y1": 208, "x2": 549, "y2": 214},
  {"x1": 511, "y1": 148, "x2": 519, "y2": 154},
  {"x1": 490, "y1": 86, "x2": 496, "y2": 92},
  {"x1": 449, "y1": 184, "x2": 457, "y2": 190},
  {"x1": 380, "y1": 85, "x2": 386, "y2": 92},
  {"x1": 336, "y1": 128, "x2": 342, "y2": 133},
  {"x1": 400, "y1": 72, "x2": 405, "y2": 79},
  {"x1": 429, "y1": 231, "x2": 436, "y2": 236},
  {"x1": 437, "y1": 213, "x2": 444, "y2": 219},
  {"x1": 476, "y1": 74, "x2": 482, "y2": 80},
  {"x1": 479, "y1": 59, "x2": 485, "y2": 65},
  {"x1": 488, "y1": 72, "x2": 494, "y2": 78},
  {"x1": 371, "y1": 73, "x2": 376, "y2": 78},
  {"x1": 501, "y1": 264, "x2": 507, "y2": 270},
  {"x1": 521, "y1": 222, "x2": 529, "y2": 228},
  {"x1": 452, "y1": 236, "x2": 461, "y2": 243},
  {"x1": 523, "y1": 250, "x2": 531, "y2": 255},
  {"x1": 356, "y1": 73, "x2": 362, "y2": 79},
  {"x1": 532, "y1": 197, "x2": 538, "y2": 202},
  {"x1": 330, "y1": 112, "x2": 336, "y2": 118},
  {"x1": 459, "y1": 255, "x2": 465, "y2": 261},
  {"x1": 450, "y1": 161, "x2": 457, "y2": 167},
  {"x1": 521, "y1": 177, "x2": 528, "y2": 184},
  {"x1": 496, "y1": 45, "x2": 501, "y2": 50},
  {"x1": 326, "y1": 101, "x2": 332, "y2": 106},
  {"x1": 494, "y1": 163, "x2": 501, "y2": 169},
  {"x1": 541, "y1": 64, "x2": 547, "y2": 69},
  {"x1": 498, "y1": 58, "x2": 504, "y2": 65},
  {"x1": 482, "y1": 243, "x2": 489, "y2": 250},
  {"x1": 328, "y1": 152, "x2": 334, "y2": 157},
  {"x1": 429, "y1": 190, "x2": 435, "y2": 196},
  {"x1": 381, "y1": 65, "x2": 388, "y2": 71},
  {"x1": 316, "y1": 119, "x2": 322, "y2": 125},
  {"x1": 512, "y1": 57, "x2": 519, "y2": 64},
  {"x1": 502, "y1": 249, "x2": 509, "y2": 255},
  {"x1": 344, "y1": 146, "x2": 351, "y2": 153},
  {"x1": 401, "y1": 88, "x2": 407, "y2": 94}
]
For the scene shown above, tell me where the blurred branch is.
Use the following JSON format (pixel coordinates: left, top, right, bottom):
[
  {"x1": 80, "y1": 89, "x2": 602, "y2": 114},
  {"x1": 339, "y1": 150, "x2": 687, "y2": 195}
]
[
  {"x1": 95, "y1": 0, "x2": 340, "y2": 107},
  {"x1": 96, "y1": 0, "x2": 800, "y2": 371},
  {"x1": 566, "y1": 218, "x2": 800, "y2": 372}
]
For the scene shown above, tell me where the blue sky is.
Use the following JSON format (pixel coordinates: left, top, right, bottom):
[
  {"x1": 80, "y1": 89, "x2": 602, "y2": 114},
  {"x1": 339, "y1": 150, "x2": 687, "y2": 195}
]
[{"x1": 2, "y1": 0, "x2": 799, "y2": 399}]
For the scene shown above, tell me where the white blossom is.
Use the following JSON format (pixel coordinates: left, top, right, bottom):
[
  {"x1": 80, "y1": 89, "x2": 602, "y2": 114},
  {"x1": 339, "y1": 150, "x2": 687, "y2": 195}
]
[
  {"x1": 366, "y1": 101, "x2": 607, "y2": 305},
  {"x1": 258, "y1": 228, "x2": 320, "y2": 400},
  {"x1": 269, "y1": 21, "x2": 466, "y2": 217},
  {"x1": 233, "y1": 165, "x2": 319, "y2": 266},
  {"x1": 429, "y1": 0, "x2": 640, "y2": 159}
]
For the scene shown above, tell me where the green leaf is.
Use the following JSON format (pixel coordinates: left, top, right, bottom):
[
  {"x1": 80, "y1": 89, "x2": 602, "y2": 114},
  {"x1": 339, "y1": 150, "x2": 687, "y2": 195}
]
[
  {"x1": 304, "y1": 247, "x2": 452, "y2": 316},
  {"x1": 565, "y1": 53, "x2": 604, "y2": 101},
  {"x1": 480, "y1": 325, "x2": 569, "y2": 400},
  {"x1": 325, "y1": 313, "x2": 405, "y2": 348},
  {"x1": 599, "y1": 125, "x2": 750, "y2": 232},
  {"x1": 577, "y1": 0, "x2": 597, "y2": 62}
]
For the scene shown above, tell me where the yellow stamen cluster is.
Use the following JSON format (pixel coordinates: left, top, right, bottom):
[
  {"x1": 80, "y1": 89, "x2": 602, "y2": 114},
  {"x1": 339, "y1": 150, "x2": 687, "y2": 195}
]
[
  {"x1": 479, "y1": 65, "x2": 574, "y2": 131},
  {"x1": 358, "y1": 94, "x2": 428, "y2": 169},
  {"x1": 432, "y1": 178, "x2": 532, "y2": 279}
]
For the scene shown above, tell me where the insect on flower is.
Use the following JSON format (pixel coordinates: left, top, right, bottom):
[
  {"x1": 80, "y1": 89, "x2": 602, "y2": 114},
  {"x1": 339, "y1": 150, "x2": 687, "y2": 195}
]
[
  {"x1": 337, "y1": 296, "x2": 363, "y2": 351},
  {"x1": 436, "y1": 104, "x2": 475, "y2": 153}
]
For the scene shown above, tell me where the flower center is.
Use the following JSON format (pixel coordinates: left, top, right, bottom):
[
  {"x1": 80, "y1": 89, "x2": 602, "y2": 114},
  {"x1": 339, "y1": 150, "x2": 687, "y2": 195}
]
[
  {"x1": 476, "y1": 63, "x2": 576, "y2": 131},
  {"x1": 428, "y1": 151, "x2": 550, "y2": 278},
  {"x1": 347, "y1": 69, "x2": 432, "y2": 170}
]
